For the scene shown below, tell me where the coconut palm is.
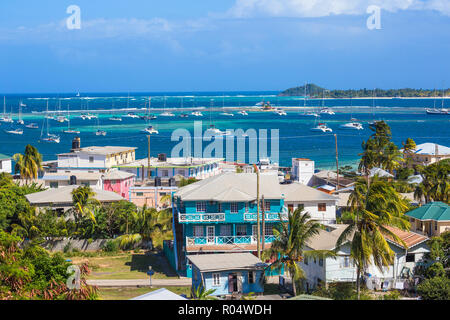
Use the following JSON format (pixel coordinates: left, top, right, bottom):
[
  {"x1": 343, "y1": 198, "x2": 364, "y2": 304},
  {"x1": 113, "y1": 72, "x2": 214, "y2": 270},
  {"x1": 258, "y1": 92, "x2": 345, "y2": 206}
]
[
  {"x1": 13, "y1": 145, "x2": 43, "y2": 181},
  {"x1": 71, "y1": 186, "x2": 99, "y2": 224},
  {"x1": 336, "y1": 177, "x2": 410, "y2": 299},
  {"x1": 414, "y1": 159, "x2": 450, "y2": 204},
  {"x1": 382, "y1": 142, "x2": 405, "y2": 174},
  {"x1": 263, "y1": 209, "x2": 335, "y2": 296}
]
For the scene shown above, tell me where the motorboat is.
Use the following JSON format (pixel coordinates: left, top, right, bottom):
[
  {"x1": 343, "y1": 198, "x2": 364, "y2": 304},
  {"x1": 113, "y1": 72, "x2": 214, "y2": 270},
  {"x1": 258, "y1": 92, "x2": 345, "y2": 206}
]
[
  {"x1": 310, "y1": 123, "x2": 333, "y2": 133},
  {"x1": 141, "y1": 126, "x2": 159, "y2": 134},
  {"x1": 5, "y1": 128, "x2": 23, "y2": 135},
  {"x1": 25, "y1": 123, "x2": 39, "y2": 129},
  {"x1": 191, "y1": 111, "x2": 203, "y2": 117},
  {"x1": 339, "y1": 122, "x2": 363, "y2": 130}
]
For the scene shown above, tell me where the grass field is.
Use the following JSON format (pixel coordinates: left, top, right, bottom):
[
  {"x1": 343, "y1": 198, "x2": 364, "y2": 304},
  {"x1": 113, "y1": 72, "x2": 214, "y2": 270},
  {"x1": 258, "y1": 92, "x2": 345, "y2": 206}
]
[
  {"x1": 69, "y1": 250, "x2": 179, "y2": 280},
  {"x1": 98, "y1": 286, "x2": 192, "y2": 300}
]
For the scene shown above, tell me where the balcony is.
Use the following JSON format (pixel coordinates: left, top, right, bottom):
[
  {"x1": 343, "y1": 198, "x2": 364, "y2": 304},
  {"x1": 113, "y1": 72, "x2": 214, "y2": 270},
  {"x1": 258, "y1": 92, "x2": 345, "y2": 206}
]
[
  {"x1": 186, "y1": 235, "x2": 277, "y2": 246},
  {"x1": 178, "y1": 213, "x2": 225, "y2": 223},
  {"x1": 244, "y1": 212, "x2": 288, "y2": 222}
]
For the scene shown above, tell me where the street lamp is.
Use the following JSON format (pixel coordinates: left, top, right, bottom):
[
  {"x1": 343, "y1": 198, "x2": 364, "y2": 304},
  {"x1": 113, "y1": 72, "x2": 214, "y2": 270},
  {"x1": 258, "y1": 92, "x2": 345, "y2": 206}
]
[{"x1": 147, "y1": 266, "x2": 154, "y2": 287}]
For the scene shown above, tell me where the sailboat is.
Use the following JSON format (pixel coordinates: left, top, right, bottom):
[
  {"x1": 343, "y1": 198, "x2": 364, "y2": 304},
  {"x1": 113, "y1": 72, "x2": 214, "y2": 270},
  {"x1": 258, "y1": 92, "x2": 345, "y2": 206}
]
[
  {"x1": 339, "y1": 96, "x2": 363, "y2": 130},
  {"x1": 17, "y1": 102, "x2": 24, "y2": 125},
  {"x1": 76, "y1": 92, "x2": 81, "y2": 97},
  {"x1": 179, "y1": 97, "x2": 189, "y2": 118},
  {"x1": 300, "y1": 85, "x2": 319, "y2": 117},
  {"x1": 426, "y1": 88, "x2": 448, "y2": 115},
  {"x1": 108, "y1": 99, "x2": 122, "y2": 121},
  {"x1": 95, "y1": 116, "x2": 106, "y2": 136},
  {"x1": 19, "y1": 101, "x2": 27, "y2": 108},
  {"x1": 140, "y1": 97, "x2": 157, "y2": 120},
  {"x1": 310, "y1": 122, "x2": 332, "y2": 133},
  {"x1": 125, "y1": 93, "x2": 140, "y2": 118},
  {"x1": 368, "y1": 89, "x2": 382, "y2": 125},
  {"x1": 220, "y1": 95, "x2": 234, "y2": 116},
  {"x1": 160, "y1": 97, "x2": 175, "y2": 117},
  {"x1": 5, "y1": 104, "x2": 23, "y2": 134},
  {"x1": 190, "y1": 97, "x2": 204, "y2": 117},
  {"x1": 0, "y1": 97, "x2": 13, "y2": 123},
  {"x1": 62, "y1": 105, "x2": 80, "y2": 134},
  {"x1": 141, "y1": 97, "x2": 159, "y2": 134},
  {"x1": 141, "y1": 125, "x2": 159, "y2": 134},
  {"x1": 205, "y1": 99, "x2": 230, "y2": 136},
  {"x1": 40, "y1": 110, "x2": 60, "y2": 143},
  {"x1": 25, "y1": 123, "x2": 39, "y2": 129},
  {"x1": 319, "y1": 90, "x2": 335, "y2": 115}
]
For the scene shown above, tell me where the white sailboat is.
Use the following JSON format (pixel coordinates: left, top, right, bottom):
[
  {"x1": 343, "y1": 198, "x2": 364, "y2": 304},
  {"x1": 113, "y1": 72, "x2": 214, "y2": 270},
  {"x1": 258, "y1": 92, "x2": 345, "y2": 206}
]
[
  {"x1": 0, "y1": 97, "x2": 13, "y2": 123},
  {"x1": 109, "y1": 99, "x2": 122, "y2": 121},
  {"x1": 300, "y1": 85, "x2": 319, "y2": 117},
  {"x1": 40, "y1": 110, "x2": 60, "y2": 143},
  {"x1": 205, "y1": 99, "x2": 230, "y2": 136},
  {"x1": 62, "y1": 105, "x2": 80, "y2": 134},
  {"x1": 17, "y1": 102, "x2": 24, "y2": 125},
  {"x1": 426, "y1": 88, "x2": 448, "y2": 115},
  {"x1": 5, "y1": 128, "x2": 23, "y2": 135},
  {"x1": 191, "y1": 111, "x2": 203, "y2": 117},
  {"x1": 238, "y1": 110, "x2": 248, "y2": 116},
  {"x1": 220, "y1": 95, "x2": 234, "y2": 116},
  {"x1": 25, "y1": 123, "x2": 39, "y2": 129},
  {"x1": 160, "y1": 96, "x2": 175, "y2": 117},
  {"x1": 311, "y1": 122, "x2": 333, "y2": 133},
  {"x1": 95, "y1": 116, "x2": 106, "y2": 136},
  {"x1": 340, "y1": 96, "x2": 363, "y2": 130},
  {"x1": 55, "y1": 99, "x2": 68, "y2": 123},
  {"x1": 141, "y1": 125, "x2": 159, "y2": 134}
]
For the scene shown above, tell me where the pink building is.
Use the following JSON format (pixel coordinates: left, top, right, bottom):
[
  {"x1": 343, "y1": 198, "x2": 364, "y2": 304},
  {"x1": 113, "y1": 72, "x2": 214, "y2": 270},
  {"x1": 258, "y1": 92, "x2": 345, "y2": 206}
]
[
  {"x1": 129, "y1": 186, "x2": 178, "y2": 210},
  {"x1": 102, "y1": 170, "x2": 135, "y2": 199}
]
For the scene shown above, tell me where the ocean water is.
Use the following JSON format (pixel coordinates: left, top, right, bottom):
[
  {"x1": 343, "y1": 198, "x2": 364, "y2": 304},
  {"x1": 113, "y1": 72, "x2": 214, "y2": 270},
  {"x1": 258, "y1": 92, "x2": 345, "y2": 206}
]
[{"x1": 0, "y1": 92, "x2": 449, "y2": 169}]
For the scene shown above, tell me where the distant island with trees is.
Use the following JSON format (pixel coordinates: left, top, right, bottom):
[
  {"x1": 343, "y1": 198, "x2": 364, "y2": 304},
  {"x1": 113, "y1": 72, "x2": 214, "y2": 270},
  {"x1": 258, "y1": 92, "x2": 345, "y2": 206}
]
[{"x1": 278, "y1": 83, "x2": 450, "y2": 98}]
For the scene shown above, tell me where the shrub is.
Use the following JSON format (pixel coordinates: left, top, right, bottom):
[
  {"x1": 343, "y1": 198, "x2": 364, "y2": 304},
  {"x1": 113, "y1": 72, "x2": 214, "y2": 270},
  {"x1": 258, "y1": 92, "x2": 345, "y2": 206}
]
[
  {"x1": 63, "y1": 241, "x2": 72, "y2": 253},
  {"x1": 383, "y1": 290, "x2": 401, "y2": 300},
  {"x1": 417, "y1": 277, "x2": 450, "y2": 300},
  {"x1": 102, "y1": 240, "x2": 119, "y2": 253}
]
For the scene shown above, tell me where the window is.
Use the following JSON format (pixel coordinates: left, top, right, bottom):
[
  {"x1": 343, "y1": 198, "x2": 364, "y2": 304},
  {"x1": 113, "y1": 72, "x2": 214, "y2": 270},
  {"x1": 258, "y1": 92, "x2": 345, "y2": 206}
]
[
  {"x1": 220, "y1": 225, "x2": 231, "y2": 236},
  {"x1": 162, "y1": 170, "x2": 169, "y2": 177},
  {"x1": 213, "y1": 273, "x2": 220, "y2": 286},
  {"x1": 136, "y1": 192, "x2": 144, "y2": 197},
  {"x1": 89, "y1": 156, "x2": 94, "y2": 163},
  {"x1": 340, "y1": 256, "x2": 351, "y2": 268},
  {"x1": 264, "y1": 224, "x2": 274, "y2": 236},
  {"x1": 230, "y1": 202, "x2": 239, "y2": 213},
  {"x1": 193, "y1": 226, "x2": 204, "y2": 237},
  {"x1": 318, "y1": 203, "x2": 326, "y2": 212},
  {"x1": 304, "y1": 257, "x2": 308, "y2": 265},
  {"x1": 248, "y1": 271, "x2": 255, "y2": 284},
  {"x1": 435, "y1": 221, "x2": 438, "y2": 231},
  {"x1": 264, "y1": 200, "x2": 271, "y2": 211},
  {"x1": 406, "y1": 254, "x2": 415, "y2": 263},
  {"x1": 50, "y1": 182, "x2": 58, "y2": 188},
  {"x1": 236, "y1": 225, "x2": 247, "y2": 236},
  {"x1": 218, "y1": 203, "x2": 222, "y2": 212},
  {"x1": 319, "y1": 258, "x2": 323, "y2": 267},
  {"x1": 196, "y1": 202, "x2": 206, "y2": 212}
]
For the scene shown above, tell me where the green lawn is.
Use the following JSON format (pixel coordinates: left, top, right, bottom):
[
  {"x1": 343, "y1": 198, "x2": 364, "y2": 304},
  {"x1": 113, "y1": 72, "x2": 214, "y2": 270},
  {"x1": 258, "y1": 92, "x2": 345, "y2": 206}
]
[
  {"x1": 70, "y1": 251, "x2": 178, "y2": 280},
  {"x1": 98, "y1": 286, "x2": 192, "y2": 300}
]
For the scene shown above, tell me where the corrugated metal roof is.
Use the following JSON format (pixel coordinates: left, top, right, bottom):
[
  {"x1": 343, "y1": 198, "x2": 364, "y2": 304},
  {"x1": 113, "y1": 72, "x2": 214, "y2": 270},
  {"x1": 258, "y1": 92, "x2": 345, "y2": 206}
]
[
  {"x1": 405, "y1": 202, "x2": 450, "y2": 221},
  {"x1": 280, "y1": 182, "x2": 338, "y2": 202},
  {"x1": 384, "y1": 226, "x2": 429, "y2": 249},
  {"x1": 187, "y1": 253, "x2": 266, "y2": 272}
]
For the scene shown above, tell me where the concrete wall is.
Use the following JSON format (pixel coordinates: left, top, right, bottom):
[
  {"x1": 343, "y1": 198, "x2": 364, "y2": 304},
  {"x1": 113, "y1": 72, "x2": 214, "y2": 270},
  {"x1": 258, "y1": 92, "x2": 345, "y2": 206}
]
[
  {"x1": 285, "y1": 200, "x2": 336, "y2": 224},
  {"x1": 23, "y1": 238, "x2": 109, "y2": 252},
  {"x1": 0, "y1": 159, "x2": 12, "y2": 174}
]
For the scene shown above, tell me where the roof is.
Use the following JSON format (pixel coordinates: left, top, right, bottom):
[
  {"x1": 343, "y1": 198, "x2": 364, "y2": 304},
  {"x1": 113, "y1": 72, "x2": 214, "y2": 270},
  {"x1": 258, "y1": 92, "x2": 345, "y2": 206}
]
[
  {"x1": 42, "y1": 171, "x2": 103, "y2": 181},
  {"x1": 117, "y1": 157, "x2": 222, "y2": 168},
  {"x1": 0, "y1": 153, "x2": 11, "y2": 160},
  {"x1": 369, "y1": 167, "x2": 394, "y2": 178},
  {"x1": 130, "y1": 288, "x2": 187, "y2": 300},
  {"x1": 384, "y1": 226, "x2": 429, "y2": 249},
  {"x1": 61, "y1": 146, "x2": 136, "y2": 156},
  {"x1": 187, "y1": 253, "x2": 266, "y2": 272},
  {"x1": 289, "y1": 295, "x2": 332, "y2": 300},
  {"x1": 175, "y1": 172, "x2": 282, "y2": 201},
  {"x1": 305, "y1": 224, "x2": 350, "y2": 250},
  {"x1": 405, "y1": 202, "x2": 450, "y2": 221},
  {"x1": 25, "y1": 185, "x2": 124, "y2": 205},
  {"x1": 103, "y1": 170, "x2": 135, "y2": 180},
  {"x1": 412, "y1": 143, "x2": 450, "y2": 156},
  {"x1": 280, "y1": 182, "x2": 338, "y2": 202}
]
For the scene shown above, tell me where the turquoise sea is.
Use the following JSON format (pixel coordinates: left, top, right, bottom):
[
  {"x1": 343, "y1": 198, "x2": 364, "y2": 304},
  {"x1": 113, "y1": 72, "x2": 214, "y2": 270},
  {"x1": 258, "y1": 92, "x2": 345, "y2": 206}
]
[{"x1": 1, "y1": 92, "x2": 449, "y2": 169}]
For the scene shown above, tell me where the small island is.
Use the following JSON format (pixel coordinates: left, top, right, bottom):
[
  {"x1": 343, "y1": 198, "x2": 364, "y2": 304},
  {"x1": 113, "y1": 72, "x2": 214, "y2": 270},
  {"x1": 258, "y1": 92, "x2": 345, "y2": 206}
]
[{"x1": 278, "y1": 83, "x2": 450, "y2": 98}]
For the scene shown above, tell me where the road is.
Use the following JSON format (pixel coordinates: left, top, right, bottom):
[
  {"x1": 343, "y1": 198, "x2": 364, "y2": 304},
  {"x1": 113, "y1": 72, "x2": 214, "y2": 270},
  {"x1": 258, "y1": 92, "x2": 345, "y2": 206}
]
[{"x1": 87, "y1": 278, "x2": 192, "y2": 287}]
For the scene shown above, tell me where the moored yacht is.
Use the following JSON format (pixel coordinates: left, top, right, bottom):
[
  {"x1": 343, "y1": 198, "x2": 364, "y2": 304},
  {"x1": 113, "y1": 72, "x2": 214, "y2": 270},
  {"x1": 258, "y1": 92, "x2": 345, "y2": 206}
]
[
  {"x1": 339, "y1": 121, "x2": 363, "y2": 130},
  {"x1": 141, "y1": 126, "x2": 159, "y2": 134},
  {"x1": 5, "y1": 128, "x2": 23, "y2": 135},
  {"x1": 319, "y1": 107, "x2": 335, "y2": 115},
  {"x1": 191, "y1": 111, "x2": 203, "y2": 117}
]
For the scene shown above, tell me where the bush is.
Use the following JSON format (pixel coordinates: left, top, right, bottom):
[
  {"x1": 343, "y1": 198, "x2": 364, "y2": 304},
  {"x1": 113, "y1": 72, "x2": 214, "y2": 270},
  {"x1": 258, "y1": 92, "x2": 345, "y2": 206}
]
[
  {"x1": 426, "y1": 262, "x2": 446, "y2": 279},
  {"x1": 102, "y1": 240, "x2": 119, "y2": 253},
  {"x1": 383, "y1": 290, "x2": 401, "y2": 300},
  {"x1": 417, "y1": 277, "x2": 450, "y2": 300}
]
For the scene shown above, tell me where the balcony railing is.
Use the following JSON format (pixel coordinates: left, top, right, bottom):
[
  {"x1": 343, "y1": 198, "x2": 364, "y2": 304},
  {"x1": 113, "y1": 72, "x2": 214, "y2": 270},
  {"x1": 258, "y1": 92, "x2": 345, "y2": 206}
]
[
  {"x1": 244, "y1": 212, "x2": 288, "y2": 221},
  {"x1": 186, "y1": 235, "x2": 277, "y2": 246},
  {"x1": 178, "y1": 213, "x2": 225, "y2": 223}
]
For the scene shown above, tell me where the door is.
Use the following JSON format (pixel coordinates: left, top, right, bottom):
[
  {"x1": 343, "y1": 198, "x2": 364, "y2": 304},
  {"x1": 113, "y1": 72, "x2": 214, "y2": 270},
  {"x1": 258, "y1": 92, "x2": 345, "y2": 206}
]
[
  {"x1": 207, "y1": 226, "x2": 215, "y2": 244},
  {"x1": 228, "y1": 273, "x2": 238, "y2": 293},
  {"x1": 252, "y1": 225, "x2": 258, "y2": 243}
]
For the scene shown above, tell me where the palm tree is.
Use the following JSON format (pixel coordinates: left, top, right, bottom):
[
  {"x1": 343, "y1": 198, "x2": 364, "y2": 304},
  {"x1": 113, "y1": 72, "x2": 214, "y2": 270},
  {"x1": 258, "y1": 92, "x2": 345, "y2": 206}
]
[
  {"x1": 414, "y1": 159, "x2": 450, "y2": 204},
  {"x1": 263, "y1": 209, "x2": 335, "y2": 296},
  {"x1": 382, "y1": 142, "x2": 405, "y2": 174},
  {"x1": 13, "y1": 145, "x2": 43, "y2": 181},
  {"x1": 336, "y1": 177, "x2": 410, "y2": 299},
  {"x1": 71, "y1": 186, "x2": 99, "y2": 224}
]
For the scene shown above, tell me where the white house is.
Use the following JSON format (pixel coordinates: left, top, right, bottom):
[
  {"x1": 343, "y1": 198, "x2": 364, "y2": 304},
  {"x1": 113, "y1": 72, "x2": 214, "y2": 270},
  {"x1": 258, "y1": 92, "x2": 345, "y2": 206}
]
[
  {"x1": 403, "y1": 142, "x2": 450, "y2": 166},
  {"x1": 41, "y1": 171, "x2": 103, "y2": 189},
  {"x1": 291, "y1": 158, "x2": 315, "y2": 185},
  {"x1": 0, "y1": 154, "x2": 12, "y2": 174},
  {"x1": 299, "y1": 224, "x2": 430, "y2": 292},
  {"x1": 280, "y1": 182, "x2": 338, "y2": 224}
]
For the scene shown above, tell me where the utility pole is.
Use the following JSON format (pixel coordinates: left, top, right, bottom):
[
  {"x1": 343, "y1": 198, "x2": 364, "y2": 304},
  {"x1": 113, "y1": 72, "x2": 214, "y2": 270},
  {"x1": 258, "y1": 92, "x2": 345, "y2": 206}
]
[
  {"x1": 261, "y1": 194, "x2": 265, "y2": 251},
  {"x1": 147, "y1": 134, "x2": 151, "y2": 180},
  {"x1": 334, "y1": 134, "x2": 339, "y2": 192},
  {"x1": 253, "y1": 164, "x2": 260, "y2": 259}
]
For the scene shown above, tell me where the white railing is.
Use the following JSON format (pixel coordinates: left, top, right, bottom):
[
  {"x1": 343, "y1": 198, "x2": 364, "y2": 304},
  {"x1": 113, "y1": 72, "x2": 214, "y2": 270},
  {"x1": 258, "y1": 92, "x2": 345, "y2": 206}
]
[
  {"x1": 244, "y1": 212, "x2": 288, "y2": 221},
  {"x1": 186, "y1": 235, "x2": 277, "y2": 246},
  {"x1": 178, "y1": 213, "x2": 225, "y2": 222}
]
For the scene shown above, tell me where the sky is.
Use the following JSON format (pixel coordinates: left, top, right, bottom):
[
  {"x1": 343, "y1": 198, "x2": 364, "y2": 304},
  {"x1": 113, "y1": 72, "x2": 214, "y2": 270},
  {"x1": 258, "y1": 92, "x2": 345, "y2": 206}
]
[{"x1": 0, "y1": 0, "x2": 450, "y2": 93}]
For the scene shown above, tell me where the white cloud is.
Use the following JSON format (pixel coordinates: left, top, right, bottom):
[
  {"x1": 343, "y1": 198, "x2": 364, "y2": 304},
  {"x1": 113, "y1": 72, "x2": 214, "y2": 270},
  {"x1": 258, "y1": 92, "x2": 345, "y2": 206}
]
[{"x1": 227, "y1": 0, "x2": 450, "y2": 18}]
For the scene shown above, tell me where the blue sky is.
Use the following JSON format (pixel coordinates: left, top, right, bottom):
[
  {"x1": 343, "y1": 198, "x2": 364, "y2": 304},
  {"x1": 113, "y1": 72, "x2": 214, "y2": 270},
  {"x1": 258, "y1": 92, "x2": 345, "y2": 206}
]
[{"x1": 1, "y1": 0, "x2": 450, "y2": 93}]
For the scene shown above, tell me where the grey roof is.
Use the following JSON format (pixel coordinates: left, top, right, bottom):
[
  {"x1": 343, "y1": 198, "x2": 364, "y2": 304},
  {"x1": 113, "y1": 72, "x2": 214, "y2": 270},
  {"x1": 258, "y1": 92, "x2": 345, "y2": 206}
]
[
  {"x1": 280, "y1": 182, "x2": 338, "y2": 202},
  {"x1": 103, "y1": 170, "x2": 135, "y2": 180},
  {"x1": 118, "y1": 157, "x2": 222, "y2": 168},
  {"x1": 188, "y1": 253, "x2": 266, "y2": 272},
  {"x1": 175, "y1": 172, "x2": 282, "y2": 201},
  {"x1": 61, "y1": 146, "x2": 136, "y2": 156},
  {"x1": 25, "y1": 185, "x2": 124, "y2": 205},
  {"x1": 412, "y1": 143, "x2": 450, "y2": 156},
  {"x1": 42, "y1": 171, "x2": 103, "y2": 181},
  {"x1": 305, "y1": 224, "x2": 350, "y2": 250},
  {"x1": 369, "y1": 167, "x2": 394, "y2": 178},
  {"x1": 130, "y1": 288, "x2": 187, "y2": 300}
]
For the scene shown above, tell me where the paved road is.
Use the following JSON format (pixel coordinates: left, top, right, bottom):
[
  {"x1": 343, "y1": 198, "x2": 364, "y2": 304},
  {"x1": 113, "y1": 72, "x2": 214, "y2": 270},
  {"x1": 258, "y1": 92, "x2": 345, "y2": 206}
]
[{"x1": 87, "y1": 278, "x2": 192, "y2": 287}]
